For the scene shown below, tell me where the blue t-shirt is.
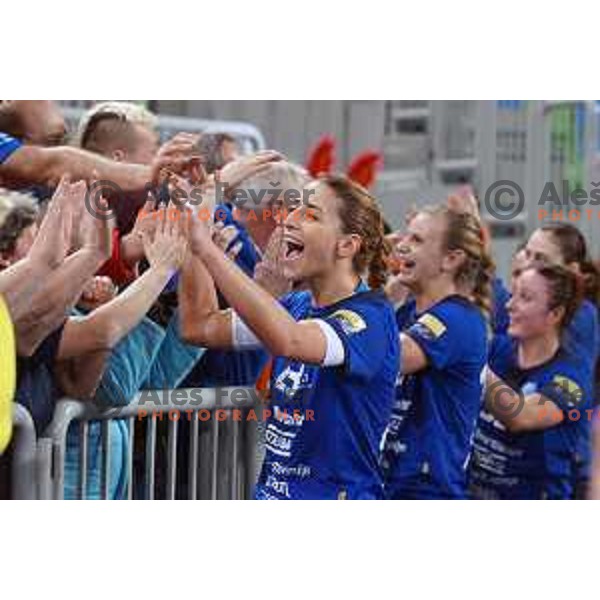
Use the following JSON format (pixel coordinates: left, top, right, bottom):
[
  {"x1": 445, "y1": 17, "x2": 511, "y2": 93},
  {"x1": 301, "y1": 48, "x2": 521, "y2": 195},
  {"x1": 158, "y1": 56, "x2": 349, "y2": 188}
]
[
  {"x1": 0, "y1": 132, "x2": 21, "y2": 164},
  {"x1": 255, "y1": 286, "x2": 400, "y2": 500},
  {"x1": 381, "y1": 295, "x2": 488, "y2": 499},
  {"x1": 468, "y1": 335, "x2": 593, "y2": 499}
]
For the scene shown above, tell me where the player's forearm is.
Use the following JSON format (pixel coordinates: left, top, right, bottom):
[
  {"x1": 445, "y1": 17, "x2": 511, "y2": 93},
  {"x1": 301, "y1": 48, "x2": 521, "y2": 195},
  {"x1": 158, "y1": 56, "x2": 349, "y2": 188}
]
[
  {"x1": 484, "y1": 370, "x2": 563, "y2": 432},
  {"x1": 195, "y1": 240, "x2": 300, "y2": 356},
  {"x1": 178, "y1": 252, "x2": 227, "y2": 346},
  {"x1": 484, "y1": 370, "x2": 519, "y2": 424},
  {"x1": 399, "y1": 333, "x2": 428, "y2": 375}
]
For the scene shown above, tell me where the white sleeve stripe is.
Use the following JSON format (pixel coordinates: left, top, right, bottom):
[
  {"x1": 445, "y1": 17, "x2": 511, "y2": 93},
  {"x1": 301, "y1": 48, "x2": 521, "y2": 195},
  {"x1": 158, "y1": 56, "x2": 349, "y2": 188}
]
[
  {"x1": 231, "y1": 311, "x2": 264, "y2": 350},
  {"x1": 312, "y1": 319, "x2": 346, "y2": 367}
]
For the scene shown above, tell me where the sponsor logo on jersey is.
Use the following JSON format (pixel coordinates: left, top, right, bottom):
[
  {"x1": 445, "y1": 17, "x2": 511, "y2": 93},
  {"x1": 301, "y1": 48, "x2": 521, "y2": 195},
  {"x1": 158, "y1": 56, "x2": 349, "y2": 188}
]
[
  {"x1": 330, "y1": 309, "x2": 367, "y2": 335},
  {"x1": 551, "y1": 375, "x2": 583, "y2": 406},
  {"x1": 416, "y1": 313, "x2": 447, "y2": 339}
]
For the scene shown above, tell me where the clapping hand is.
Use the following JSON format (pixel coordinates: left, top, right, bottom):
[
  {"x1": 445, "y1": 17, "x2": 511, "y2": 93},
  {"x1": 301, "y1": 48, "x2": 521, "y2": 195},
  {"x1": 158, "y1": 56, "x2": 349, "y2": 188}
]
[
  {"x1": 29, "y1": 174, "x2": 85, "y2": 267},
  {"x1": 141, "y1": 208, "x2": 188, "y2": 273}
]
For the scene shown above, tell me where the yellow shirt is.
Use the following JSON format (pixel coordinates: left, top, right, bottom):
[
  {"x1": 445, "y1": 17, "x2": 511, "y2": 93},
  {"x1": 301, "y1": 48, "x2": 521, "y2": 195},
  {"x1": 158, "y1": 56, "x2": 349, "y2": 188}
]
[{"x1": 0, "y1": 295, "x2": 16, "y2": 454}]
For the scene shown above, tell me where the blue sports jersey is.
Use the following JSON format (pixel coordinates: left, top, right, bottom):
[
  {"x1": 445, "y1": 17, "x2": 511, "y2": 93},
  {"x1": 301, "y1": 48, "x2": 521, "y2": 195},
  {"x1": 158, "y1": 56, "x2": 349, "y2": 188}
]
[
  {"x1": 381, "y1": 295, "x2": 488, "y2": 499},
  {"x1": 567, "y1": 299, "x2": 600, "y2": 371},
  {"x1": 0, "y1": 132, "x2": 21, "y2": 164},
  {"x1": 255, "y1": 285, "x2": 400, "y2": 500},
  {"x1": 399, "y1": 278, "x2": 509, "y2": 337},
  {"x1": 468, "y1": 335, "x2": 593, "y2": 499},
  {"x1": 492, "y1": 277, "x2": 511, "y2": 335}
]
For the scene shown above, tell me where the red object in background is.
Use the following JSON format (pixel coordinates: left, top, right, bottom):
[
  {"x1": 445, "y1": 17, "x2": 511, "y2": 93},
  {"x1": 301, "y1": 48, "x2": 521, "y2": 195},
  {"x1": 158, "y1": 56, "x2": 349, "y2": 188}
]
[
  {"x1": 255, "y1": 358, "x2": 273, "y2": 402},
  {"x1": 97, "y1": 229, "x2": 136, "y2": 287},
  {"x1": 306, "y1": 135, "x2": 336, "y2": 177},
  {"x1": 305, "y1": 136, "x2": 383, "y2": 189},
  {"x1": 346, "y1": 151, "x2": 382, "y2": 189}
]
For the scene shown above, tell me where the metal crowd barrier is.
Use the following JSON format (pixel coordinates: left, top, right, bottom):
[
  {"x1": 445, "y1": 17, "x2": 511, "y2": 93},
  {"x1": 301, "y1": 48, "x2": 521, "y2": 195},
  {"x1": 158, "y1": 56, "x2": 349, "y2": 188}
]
[
  {"x1": 37, "y1": 388, "x2": 261, "y2": 500},
  {"x1": 10, "y1": 404, "x2": 38, "y2": 499}
]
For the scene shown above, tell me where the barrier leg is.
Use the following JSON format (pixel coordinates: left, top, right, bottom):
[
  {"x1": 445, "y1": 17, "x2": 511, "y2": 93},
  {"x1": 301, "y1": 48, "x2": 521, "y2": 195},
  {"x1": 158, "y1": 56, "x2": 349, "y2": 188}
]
[
  {"x1": 11, "y1": 405, "x2": 37, "y2": 500},
  {"x1": 37, "y1": 438, "x2": 53, "y2": 500}
]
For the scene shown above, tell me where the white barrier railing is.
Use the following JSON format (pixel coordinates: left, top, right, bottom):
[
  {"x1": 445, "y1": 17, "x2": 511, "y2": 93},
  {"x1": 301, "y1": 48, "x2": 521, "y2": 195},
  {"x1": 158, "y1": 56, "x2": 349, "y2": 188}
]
[{"x1": 7, "y1": 388, "x2": 261, "y2": 500}]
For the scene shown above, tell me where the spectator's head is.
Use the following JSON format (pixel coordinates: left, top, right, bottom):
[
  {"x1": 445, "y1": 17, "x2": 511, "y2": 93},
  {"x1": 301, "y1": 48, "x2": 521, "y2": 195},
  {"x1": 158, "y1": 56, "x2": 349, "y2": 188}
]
[
  {"x1": 0, "y1": 189, "x2": 38, "y2": 268},
  {"x1": 77, "y1": 101, "x2": 159, "y2": 165},
  {"x1": 0, "y1": 101, "x2": 67, "y2": 146},
  {"x1": 194, "y1": 133, "x2": 239, "y2": 174},
  {"x1": 234, "y1": 161, "x2": 310, "y2": 251}
]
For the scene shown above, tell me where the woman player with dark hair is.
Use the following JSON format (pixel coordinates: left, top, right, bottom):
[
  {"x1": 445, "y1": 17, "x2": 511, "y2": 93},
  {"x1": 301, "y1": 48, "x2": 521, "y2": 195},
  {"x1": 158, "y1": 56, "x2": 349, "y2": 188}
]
[{"x1": 469, "y1": 264, "x2": 592, "y2": 499}]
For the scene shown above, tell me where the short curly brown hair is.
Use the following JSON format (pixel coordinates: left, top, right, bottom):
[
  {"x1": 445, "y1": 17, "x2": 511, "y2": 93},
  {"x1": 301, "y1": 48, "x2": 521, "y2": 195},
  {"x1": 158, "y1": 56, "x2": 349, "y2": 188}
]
[{"x1": 0, "y1": 189, "x2": 38, "y2": 256}]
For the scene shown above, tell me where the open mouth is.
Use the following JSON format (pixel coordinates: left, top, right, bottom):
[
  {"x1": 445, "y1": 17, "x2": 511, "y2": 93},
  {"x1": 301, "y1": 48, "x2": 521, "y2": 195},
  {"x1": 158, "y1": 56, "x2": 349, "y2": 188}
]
[
  {"x1": 284, "y1": 238, "x2": 305, "y2": 261},
  {"x1": 508, "y1": 313, "x2": 523, "y2": 330}
]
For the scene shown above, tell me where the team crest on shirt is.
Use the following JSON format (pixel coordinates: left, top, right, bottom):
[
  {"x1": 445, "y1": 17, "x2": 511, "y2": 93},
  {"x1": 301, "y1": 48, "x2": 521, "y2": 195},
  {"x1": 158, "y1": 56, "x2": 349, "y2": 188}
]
[
  {"x1": 550, "y1": 375, "x2": 583, "y2": 407},
  {"x1": 330, "y1": 310, "x2": 367, "y2": 335},
  {"x1": 274, "y1": 363, "x2": 308, "y2": 399},
  {"x1": 415, "y1": 313, "x2": 447, "y2": 339}
]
